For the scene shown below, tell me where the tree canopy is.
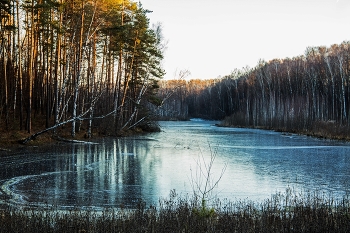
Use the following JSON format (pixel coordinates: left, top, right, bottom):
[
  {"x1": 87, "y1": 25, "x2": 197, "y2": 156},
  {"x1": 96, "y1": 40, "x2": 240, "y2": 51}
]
[{"x1": 0, "y1": 0, "x2": 165, "y2": 139}]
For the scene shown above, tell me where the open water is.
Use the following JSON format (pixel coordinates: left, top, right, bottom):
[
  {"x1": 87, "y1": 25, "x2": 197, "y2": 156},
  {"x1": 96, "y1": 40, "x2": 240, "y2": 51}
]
[{"x1": 1, "y1": 119, "x2": 350, "y2": 209}]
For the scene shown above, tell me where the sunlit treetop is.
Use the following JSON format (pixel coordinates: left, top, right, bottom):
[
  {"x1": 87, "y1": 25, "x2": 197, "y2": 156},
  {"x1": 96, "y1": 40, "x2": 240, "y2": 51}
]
[{"x1": 102, "y1": 0, "x2": 138, "y2": 11}]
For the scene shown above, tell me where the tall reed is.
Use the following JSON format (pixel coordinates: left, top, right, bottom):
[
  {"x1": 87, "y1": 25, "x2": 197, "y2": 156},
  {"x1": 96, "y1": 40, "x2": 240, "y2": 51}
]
[{"x1": 1, "y1": 189, "x2": 350, "y2": 232}]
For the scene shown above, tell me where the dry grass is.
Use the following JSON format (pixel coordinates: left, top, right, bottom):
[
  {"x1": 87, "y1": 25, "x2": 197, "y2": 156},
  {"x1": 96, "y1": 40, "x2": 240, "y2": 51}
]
[
  {"x1": 1, "y1": 189, "x2": 350, "y2": 233},
  {"x1": 220, "y1": 115, "x2": 350, "y2": 142}
]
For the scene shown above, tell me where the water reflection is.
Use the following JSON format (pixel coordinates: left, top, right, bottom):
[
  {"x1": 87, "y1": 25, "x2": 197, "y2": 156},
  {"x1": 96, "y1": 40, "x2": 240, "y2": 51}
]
[
  {"x1": 1, "y1": 120, "x2": 350, "y2": 209},
  {"x1": 0, "y1": 139, "x2": 150, "y2": 208}
]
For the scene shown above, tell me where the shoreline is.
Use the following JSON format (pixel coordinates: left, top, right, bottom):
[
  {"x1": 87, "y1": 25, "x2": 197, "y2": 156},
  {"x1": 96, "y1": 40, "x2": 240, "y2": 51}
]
[
  {"x1": 2, "y1": 119, "x2": 350, "y2": 157},
  {"x1": 0, "y1": 125, "x2": 158, "y2": 157},
  {"x1": 216, "y1": 123, "x2": 350, "y2": 142}
]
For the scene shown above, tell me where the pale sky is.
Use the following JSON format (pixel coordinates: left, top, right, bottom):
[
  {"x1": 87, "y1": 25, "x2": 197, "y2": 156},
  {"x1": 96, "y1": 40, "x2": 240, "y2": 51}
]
[{"x1": 140, "y1": 0, "x2": 350, "y2": 79}]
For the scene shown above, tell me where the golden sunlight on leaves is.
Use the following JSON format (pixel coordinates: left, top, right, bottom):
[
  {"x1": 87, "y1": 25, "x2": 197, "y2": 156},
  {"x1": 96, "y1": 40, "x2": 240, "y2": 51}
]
[{"x1": 102, "y1": 0, "x2": 137, "y2": 8}]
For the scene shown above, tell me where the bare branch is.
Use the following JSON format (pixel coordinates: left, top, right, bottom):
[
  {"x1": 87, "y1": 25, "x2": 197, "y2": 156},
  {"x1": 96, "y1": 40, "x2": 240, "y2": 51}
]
[
  {"x1": 20, "y1": 107, "x2": 117, "y2": 145},
  {"x1": 190, "y1": 142, "x2": 226, "y2": 204}
]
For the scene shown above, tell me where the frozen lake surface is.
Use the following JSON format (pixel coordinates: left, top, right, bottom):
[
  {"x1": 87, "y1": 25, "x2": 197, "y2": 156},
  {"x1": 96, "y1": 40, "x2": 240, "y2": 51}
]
[{"x1": 1, "y1": 120, "x2": 350, "y2": 209}]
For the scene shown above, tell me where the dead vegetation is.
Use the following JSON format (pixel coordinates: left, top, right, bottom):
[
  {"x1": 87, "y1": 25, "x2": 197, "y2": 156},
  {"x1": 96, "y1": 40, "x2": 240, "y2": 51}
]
[{"x1": 1, "y1": 189, "x2": 350, "y2": 233}]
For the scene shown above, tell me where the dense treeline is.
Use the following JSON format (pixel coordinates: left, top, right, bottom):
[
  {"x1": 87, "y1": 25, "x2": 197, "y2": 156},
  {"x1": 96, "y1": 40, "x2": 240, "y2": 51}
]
[
  {"x1": 0, "y1": 0, "x2": 164, "y2": 139},
  {"x1": 159, "y1": 42, "x2": 350, "y2": 139},
  {"x1": 155, "y1": 78, "x2": 222, "y2": 120}
]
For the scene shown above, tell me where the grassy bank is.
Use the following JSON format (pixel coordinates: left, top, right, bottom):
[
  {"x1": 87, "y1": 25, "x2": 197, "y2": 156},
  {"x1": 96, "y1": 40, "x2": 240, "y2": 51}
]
[
  {"x1": 1, "y1": 190, "x2": 350, "y2": 232},
  {"x1": 220, "y1": 116, "x2": 350, "y2": 142}
]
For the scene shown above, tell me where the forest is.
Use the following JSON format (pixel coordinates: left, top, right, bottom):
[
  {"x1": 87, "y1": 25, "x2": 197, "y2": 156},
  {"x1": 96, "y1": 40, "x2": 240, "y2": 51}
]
[
  {"x1": 157, "y1": 42, "x2": 350, "y2": 140},
  {"x1": 0, "y1": 0, "x2": 165, "y2": 143},
  {"x1": 1, "y1": 0, "x2": 350, "y2": 144}
]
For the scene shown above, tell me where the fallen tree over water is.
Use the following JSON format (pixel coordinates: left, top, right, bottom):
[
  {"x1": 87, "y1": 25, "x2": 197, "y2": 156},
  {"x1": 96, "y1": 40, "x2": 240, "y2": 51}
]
[{"x1": 20, "y1": 108, "x2": 117, "y2": 145}]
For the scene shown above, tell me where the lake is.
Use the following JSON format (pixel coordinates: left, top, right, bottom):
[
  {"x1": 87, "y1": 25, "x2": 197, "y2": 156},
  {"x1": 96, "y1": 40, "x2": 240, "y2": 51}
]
[{"x1": 1, "y1": 119, "x2": 350, "y2": 209}]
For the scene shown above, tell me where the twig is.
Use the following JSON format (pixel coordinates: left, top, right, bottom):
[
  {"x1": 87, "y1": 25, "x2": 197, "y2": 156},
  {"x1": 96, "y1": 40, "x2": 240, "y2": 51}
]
[{"x1": 190, "y1": 141, "x2": 227, "y2": 205}]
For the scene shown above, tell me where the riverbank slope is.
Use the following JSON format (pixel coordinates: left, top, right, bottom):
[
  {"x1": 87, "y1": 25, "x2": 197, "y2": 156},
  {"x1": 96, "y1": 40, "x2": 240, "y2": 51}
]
[
  {"x1": 219, "y1": 117, "x2": 350, "y2": 141},
  {"x1": 0, "y1": 119, "x2": 160, "y2": 156}
]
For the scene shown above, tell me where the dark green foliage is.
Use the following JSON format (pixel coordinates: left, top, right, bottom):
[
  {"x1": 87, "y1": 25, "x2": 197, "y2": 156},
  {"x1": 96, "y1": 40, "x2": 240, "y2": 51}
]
[
  {"x1": 148, "y1": 95, "x2": 162, "y2": 107},
  {"x1": 0, "y1": 0, "x2": 11, "y2": 15},
  {"x1": 0, "y1": 0, "x2": 165, "y2": 138}
]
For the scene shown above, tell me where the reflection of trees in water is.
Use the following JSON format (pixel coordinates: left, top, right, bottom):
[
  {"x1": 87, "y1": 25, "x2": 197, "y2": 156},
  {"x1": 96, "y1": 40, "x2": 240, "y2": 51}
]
[
  {"x1": 2, "y1": 122, "x2": 350, "y2": 209},
  {"x1": 115, "y1": 138, "x2": 142, "y2": 206},
  {"x1": 114, "y1": 138, "x2": 159, "y2": 206},
  {"x1": 50, "y1": 138, "x2": 159, "y2": 208}
]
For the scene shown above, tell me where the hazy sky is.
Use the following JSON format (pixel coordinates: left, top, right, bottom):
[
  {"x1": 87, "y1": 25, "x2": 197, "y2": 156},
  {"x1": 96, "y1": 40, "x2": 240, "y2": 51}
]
[{"x1": 140, "y1": 0, "x2": 350, "y2": 79}]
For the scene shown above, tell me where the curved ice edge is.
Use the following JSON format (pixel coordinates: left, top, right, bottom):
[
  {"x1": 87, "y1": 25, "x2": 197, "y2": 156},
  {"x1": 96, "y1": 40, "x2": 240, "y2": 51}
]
[
  {"x1": 0, "y1": 171, "x2": 72, "y2": 206},
  {"x1": 1, "y1": 176, "x2": 28, "y2": 204}
]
